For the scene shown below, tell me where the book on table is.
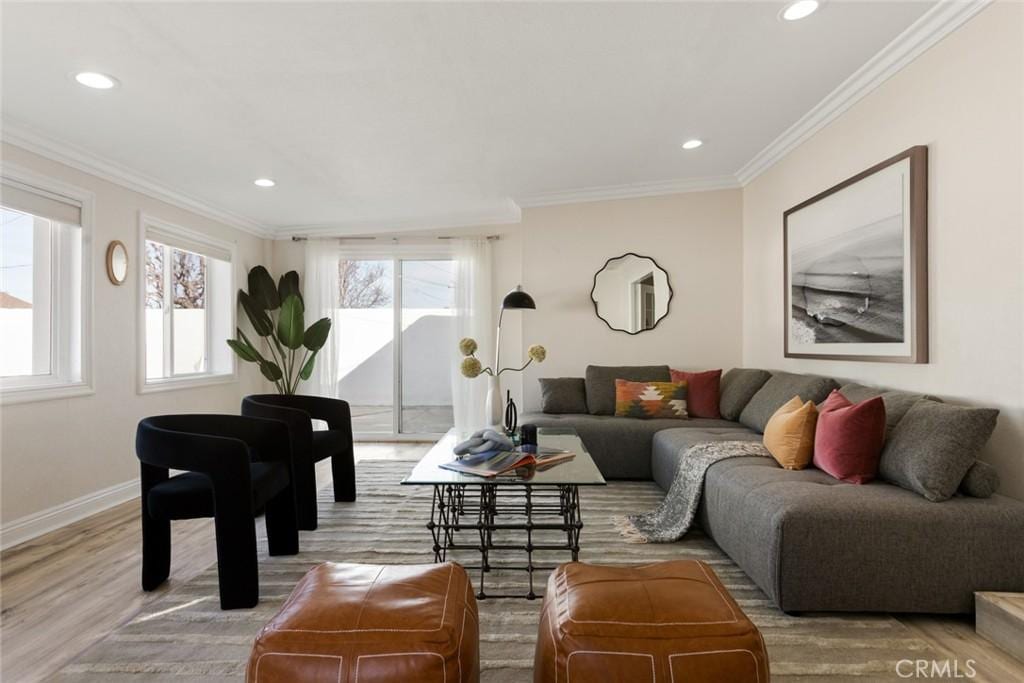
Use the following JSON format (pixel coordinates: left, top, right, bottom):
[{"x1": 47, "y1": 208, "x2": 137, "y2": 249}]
[{"x1": 440, "y1": 446, "x2": 575, "y2": 478}]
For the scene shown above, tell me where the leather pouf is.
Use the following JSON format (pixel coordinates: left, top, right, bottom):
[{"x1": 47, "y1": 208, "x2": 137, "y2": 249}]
[
  {"x1": 533, "y1": 560, "x2": 769, "y2": 682},
  {"x1": 247, "y1": 562, "x2": 479, "y2": 682}
]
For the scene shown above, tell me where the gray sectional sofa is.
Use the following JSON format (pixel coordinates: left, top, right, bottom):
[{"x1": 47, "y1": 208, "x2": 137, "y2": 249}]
[{"x1": 523, "y1": 366, "x2": 1024, "y2": 614}]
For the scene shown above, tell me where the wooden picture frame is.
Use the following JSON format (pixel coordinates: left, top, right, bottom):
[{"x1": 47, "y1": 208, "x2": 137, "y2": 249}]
[{"x1": 783, "y1": 146, "x2": 928, "y2": 363}]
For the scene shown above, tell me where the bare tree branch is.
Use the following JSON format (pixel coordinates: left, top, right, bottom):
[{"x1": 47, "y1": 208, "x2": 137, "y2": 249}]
[
  {"x1": 172, "y1": 250, "x2": 205, "y2": 308},
  {"x1": 145, "y1": 242, "x2": 163, "y2": 309},
  {"x1": 145, "y1": 243, "x2": 206, "y2": 309},
  {"x1": 338, "y1": 259, "x2": 390, "y2": 308}
]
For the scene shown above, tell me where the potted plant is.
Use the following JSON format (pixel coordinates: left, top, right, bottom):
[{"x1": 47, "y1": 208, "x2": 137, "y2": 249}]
[{"x1": 227, "y1": 266, "x2": 331, "y2": 394}]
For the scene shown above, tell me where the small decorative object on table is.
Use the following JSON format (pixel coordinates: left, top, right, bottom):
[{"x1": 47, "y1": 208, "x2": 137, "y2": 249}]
[
  {"x1": 458, "y1": 285, "x2": 546, "y2": 427},
  {"x1": 453, "y1": 429, "x2": 515, "y2": 459},
  {"x1": 520, "y1": 423, "x2": 538, "y2": 447},
  {"x1": 503, "y1": 390, "x2": 518, "y2": 435}
]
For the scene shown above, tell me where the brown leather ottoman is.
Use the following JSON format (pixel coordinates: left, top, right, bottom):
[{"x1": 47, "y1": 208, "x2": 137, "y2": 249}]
[
  {"x1": 534, "y1": 560, "x2": 769, "y2": 682},
  {"x1": 247, "y1": 562, "x2": 479, "y2": 682}
]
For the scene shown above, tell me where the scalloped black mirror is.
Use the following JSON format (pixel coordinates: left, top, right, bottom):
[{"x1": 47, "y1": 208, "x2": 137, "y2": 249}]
[{"x1": 590, "y1": 253, "x2": 673, "y2": 334}]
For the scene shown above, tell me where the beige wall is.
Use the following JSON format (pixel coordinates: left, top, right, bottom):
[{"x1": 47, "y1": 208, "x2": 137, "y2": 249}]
[
  {"x1": 0, "y1": 143, "x2": 271, "y2": 525},
  {"x1": 267, "y1": 192, "x2": 744, "y2": 419},
  {"x1": 518, "y1": 190, "x2": 745, "y2": 411},
  {"x1": 741, "y1": 3, "x2": 1024, "y2": 499}
]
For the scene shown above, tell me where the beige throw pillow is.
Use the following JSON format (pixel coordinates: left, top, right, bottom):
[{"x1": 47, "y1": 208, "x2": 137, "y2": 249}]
[{"x1": 763, "y1": 396, "x2": 818, "y2": 470}]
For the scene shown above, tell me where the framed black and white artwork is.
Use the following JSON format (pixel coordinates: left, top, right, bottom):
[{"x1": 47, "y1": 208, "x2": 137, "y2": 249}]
[{"x1": 784, "y1": 146, "x2": 928, "y2": 363}]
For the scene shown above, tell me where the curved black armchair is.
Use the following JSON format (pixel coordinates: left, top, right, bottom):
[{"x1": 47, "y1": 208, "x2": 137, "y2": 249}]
[
  {"x1": 241, "y1": 395, "x2": 355, "y2": 531},
  {"x1": 136, "y1": 414, "x2": 299, "y2": 609}
]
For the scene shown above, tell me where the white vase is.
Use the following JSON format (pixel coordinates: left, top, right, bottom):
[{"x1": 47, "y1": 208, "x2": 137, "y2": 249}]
[{"x1": 484, "y1": 374, "x2": 503, "y2": 428}]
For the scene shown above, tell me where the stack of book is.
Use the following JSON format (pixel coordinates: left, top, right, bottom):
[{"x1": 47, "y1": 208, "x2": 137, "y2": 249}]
[{"x1": 440, "y1": 446, "x2": 574, "y2": 478}]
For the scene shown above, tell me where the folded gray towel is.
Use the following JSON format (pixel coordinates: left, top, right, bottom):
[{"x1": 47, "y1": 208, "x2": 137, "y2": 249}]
[{"x1": 454, "y1": 429, "x2": 514, "y2": 456}]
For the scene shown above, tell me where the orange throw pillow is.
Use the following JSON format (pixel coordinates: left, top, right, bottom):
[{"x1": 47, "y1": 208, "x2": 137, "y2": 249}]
[
  {"x1": 614, "y1": 379, "x2": 689, "y2": 419},
  {"x1": 763, "y1": 396, "x2": 818, "y2": 470}
]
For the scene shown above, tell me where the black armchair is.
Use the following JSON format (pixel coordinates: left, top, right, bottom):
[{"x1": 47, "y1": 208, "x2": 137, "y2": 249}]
[
  {"x1": 241, "y1": 394, "x2": 355, "y2": 531},
  {"x1": 136, "y1": 414, "x2": 299, "y2": 609}
]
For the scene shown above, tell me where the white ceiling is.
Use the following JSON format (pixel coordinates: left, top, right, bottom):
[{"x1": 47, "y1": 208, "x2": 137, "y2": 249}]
[{"x1": 1, "y1": 1, "x2": 939, "y2": 236}]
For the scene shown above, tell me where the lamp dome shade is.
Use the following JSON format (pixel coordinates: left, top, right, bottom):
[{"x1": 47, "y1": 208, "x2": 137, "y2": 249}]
[{"x1": 502, "y1": 286, "x2": 536, "y2": 310}]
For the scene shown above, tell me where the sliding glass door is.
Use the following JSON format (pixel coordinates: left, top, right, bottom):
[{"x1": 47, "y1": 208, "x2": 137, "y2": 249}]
[{"x1": 337, "y1": 256, "x2": 455, "y2": 437}]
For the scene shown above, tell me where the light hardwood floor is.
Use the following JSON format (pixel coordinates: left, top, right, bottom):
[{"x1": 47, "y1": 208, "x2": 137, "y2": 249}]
[
  {"x1": 0, "y1": 443, "x2": 429, "y2": 683},
  {"x1": 2, "y1": 441, "x2": 1022, "y2": 682}
]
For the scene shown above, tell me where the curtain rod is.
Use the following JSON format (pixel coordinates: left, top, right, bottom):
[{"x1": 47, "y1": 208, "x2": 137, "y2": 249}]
[{"x1": 290, "y1": 235, "x2": 500, "y2": 242}]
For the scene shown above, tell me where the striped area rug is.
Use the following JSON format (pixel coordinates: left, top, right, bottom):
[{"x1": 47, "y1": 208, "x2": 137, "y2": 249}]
[{"x1": 53, "y1": 461, "x2": 935, "y2": 681}]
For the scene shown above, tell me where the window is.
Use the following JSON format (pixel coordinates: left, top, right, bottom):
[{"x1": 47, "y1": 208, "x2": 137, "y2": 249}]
[
  {"x1": 336, "y1": 254, "x2": 456, "y2": 436},
  {"x1": 0, "y1": 170, "x2": 92, "y2": 403},
  {"x1": 139, "y1": 215, "x2": 234, "y2": 391}
]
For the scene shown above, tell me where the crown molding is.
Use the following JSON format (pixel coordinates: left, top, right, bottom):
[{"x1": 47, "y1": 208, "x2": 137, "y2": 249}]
[
  {"x1": 2, "y1": 0, "x2": 988, "y2": 231},
  {"x1": 1, "y1": 120, "x2": 274, "y2": 239},
  {"x1": 735, "y1": 0, "x2": 993, "y2": 186},
  {"x1": 276, "y1": 198, "x2": 522, "y2": 239},
  {"x1": 517, "y1": 174, "x2": 740, "y2": 208}
]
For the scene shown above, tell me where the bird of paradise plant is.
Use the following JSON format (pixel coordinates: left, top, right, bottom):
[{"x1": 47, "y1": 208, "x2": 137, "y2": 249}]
[{"x1": 226, "y1": 265, "x2": 331, "y2": 395}]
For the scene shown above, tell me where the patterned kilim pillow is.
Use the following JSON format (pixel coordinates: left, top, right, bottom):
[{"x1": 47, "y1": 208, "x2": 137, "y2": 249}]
[{"x1": 614, "y1": 379, "x2": 689, "y2": 419}]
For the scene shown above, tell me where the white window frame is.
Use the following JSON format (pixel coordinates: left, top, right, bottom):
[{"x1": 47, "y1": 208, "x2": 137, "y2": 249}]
[
  {"x1": 336, "y1": 243, "x2": 457, "y2": 441},
  {"x1": 0, "y1": 164, "x2": 94, "y2": 405},
  {"x1": 137, "y1": 213, "x2": 237, "y2": 394}
]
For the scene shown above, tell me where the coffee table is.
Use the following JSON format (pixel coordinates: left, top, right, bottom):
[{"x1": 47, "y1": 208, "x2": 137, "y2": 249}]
[{"x1": 402, "y1": 427, "x2": 606, "y2": 599}]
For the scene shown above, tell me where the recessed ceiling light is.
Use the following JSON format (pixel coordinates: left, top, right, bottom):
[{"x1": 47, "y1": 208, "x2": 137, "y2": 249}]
[
  {"x1": 74, "y1": 72, "x2": 119, "y2": 89},
  {"x1": 682, "y1": 139, "x2": 703, "y2": 150},
  {"x1": 781, "y1": 0, "x2": 820, "y2": 21},
  {"x1": 253, "y1": 178, "x2": 276, "y2": 188}
]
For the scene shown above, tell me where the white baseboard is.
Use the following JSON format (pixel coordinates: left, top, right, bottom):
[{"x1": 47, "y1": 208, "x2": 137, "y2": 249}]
[{"x1": 0, "y1": 478, "x2": 140, "y2": 551}]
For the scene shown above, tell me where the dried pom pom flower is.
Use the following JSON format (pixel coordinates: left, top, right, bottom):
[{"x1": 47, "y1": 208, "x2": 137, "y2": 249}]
[
  {"x1": 458, "y1": 337, "x2": 478, "y2": 356},
  {"x1": 461, "y1": 357, "x2": 483, "y2": 378}
]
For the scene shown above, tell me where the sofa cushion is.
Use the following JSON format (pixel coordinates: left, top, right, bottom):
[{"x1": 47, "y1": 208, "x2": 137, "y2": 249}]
[
  {"x1": 521, "y1": 412, "x2": 735, "y2": 480},
  {"x1": 738, "y1": 372, "x2": 838, "y2": 433},
  {"x1": 614, "y1": 379, "x2": 688, "y2": 419},
  {"x1": 584, "y1": 365, "x2": 670, "y2": 415},
  {"x1": 698, "y1": 457, "x2": 1024, "y2": 613},
  {"x1": 763, "y1": 397, "x2": 818, "y2": 470},
  {"x1": 670, "y1": 369, "x2": 722, "y2": 419},
  {"x1": 813, "y1": 390, "x2": 886, "y2": 484},
  {"x1": 718, "y1": 368, "x2": 771, "y2": 420},
  {"x1": 879, "y1": 400, "x2": 999, "y2": 502},
  {"x1": 539, "y1": 377, "x2": 588, "y2": 414},
  {"x1": 960, "y1": 461, "x2": 1000, "y2": 498},
  {"x1": 836, "y1": 382, "x2": 935, "y2": 436},
  {"x1": 651, "y1": 427, "x2": 762, "y2": 490}
]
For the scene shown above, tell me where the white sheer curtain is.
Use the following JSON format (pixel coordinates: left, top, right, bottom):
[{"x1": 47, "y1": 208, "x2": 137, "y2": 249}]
[
  {"x1": 303, "y1": 240, "x2": 341, "y2": 398},
  {"x1": 450, "y1": 237, "x2": 494, "y2": 436},
  {"x1": 304, "y1": 236, "x2": 491, "y2": 435}
]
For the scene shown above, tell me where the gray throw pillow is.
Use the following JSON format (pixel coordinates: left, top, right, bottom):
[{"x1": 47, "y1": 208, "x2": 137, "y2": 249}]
[
  {"x1": 879, "y1": 400, "x2": 999, "y2": 502},
  {"x1": 959, "y1": 461, "x2": 1000, "y2": 498},
  {"x1": 837, "y1": 382, "x2": 936, "y2": 437},
  {"x1": 584, "y1": 365, "x2": 670, "y2": 416},
  {"x1": 539, "y1": 378, "x2": 588, "y2": 414},
  {"x1": 738, "y1": 372, "x2": 838, "y2": 433},
  {"x1": 718, "y1": 368, "x2": 771, "y2": 421}
]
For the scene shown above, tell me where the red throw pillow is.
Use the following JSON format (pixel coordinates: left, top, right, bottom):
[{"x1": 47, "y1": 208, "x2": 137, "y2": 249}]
[
  {"x1": 813, "y1": 390, "x2": 886, "y2": 484},
  {"x1": 670, "y1": 369, "x2": 722, "y2": 419}
]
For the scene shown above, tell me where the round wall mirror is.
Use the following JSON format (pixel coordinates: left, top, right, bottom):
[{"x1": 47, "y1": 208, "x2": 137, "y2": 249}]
[
  {"x1": 106, "y1": 240, "x2": 128, "y2": 285},
  {"x1": 590, "y1": 253, "x2": 673, "y2": 334}
]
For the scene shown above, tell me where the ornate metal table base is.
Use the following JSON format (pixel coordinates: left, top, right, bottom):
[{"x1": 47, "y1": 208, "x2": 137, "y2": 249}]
[{"x1": 426, "y1": 483, "x2": 582, "y2": 599}]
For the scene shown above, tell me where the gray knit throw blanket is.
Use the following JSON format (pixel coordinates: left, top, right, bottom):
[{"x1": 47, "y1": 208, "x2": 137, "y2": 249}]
[{"x1": 615, "y1": 440, "x2": 771, "y2": 543}]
